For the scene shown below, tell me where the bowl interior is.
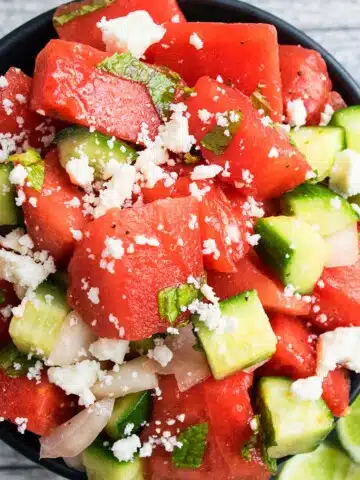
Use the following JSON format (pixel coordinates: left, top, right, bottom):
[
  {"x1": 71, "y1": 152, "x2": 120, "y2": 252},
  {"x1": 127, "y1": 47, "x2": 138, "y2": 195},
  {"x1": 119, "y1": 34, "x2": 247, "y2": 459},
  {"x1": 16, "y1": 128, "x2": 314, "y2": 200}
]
[{"x1": 0, "y1": 1, "x2": 359, "y2": 478}]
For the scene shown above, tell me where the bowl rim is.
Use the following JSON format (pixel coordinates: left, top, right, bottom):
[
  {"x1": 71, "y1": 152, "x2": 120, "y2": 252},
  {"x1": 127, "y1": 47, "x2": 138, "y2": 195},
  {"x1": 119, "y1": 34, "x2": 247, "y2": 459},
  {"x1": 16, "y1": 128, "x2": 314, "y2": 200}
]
[{"x1": 0, "y1": 0, "x2": 360, "y2": 478}]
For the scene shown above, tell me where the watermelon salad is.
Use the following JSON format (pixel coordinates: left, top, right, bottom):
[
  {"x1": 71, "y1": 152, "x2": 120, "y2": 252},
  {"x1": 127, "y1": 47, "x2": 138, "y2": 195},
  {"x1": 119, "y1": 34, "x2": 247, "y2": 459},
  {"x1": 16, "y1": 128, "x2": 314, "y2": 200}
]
[{"x1": 0, "y1": 0, "x2": 360, "y2": 478}]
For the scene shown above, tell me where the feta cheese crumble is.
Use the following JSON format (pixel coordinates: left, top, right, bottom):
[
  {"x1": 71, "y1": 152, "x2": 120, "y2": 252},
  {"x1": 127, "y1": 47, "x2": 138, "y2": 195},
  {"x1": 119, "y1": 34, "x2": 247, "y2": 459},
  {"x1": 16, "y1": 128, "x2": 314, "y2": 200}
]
[
  {"x1": 319, "y1": 104, "x2": 334, "y2": 126},
  {"x1": 111, "y1": 434, "x2": 141, "y2": 462},
  {"x1": 317, "y1": 327, "x2": 360, "y2": 378},
  {"x1": 47, "y1": 360, "x2": 101, "y2": 407},
  {"x1": 191, "y1": 164, "x2": 223, "y2": 180},
  {"x1": 98, "y1": 11, "x2": 166, "y2": 59},
  {"x1": 291, "y1": 376, "x2": 323, "y2": 401},
  {"x1": 159, "y1": 103, "x2": 195, "y2": 153},
  {"x1": 148, "y1": 342, "x2": 173, "y2": 368},
  {"x1": 287, "y1": 99, "x2": 307, "y2": 127},
  {"x1": 88, "y1": 287, "x2": 100, "y2": 305},
  {"x1": 9, "y1": 164, "x2": 28, "y2": 186},
  {"x1": 189, "y1": 32, "x2": 203, "y2": 50},
  {"x1": 66, "y1": 155, "x2": 94, "y2": 188},
  {"x1": 89, "y1": 338, "x2": 130, "y2": 364},
  {"x1": 202, "y1": 239, "x2": 220, "y2": 260}
]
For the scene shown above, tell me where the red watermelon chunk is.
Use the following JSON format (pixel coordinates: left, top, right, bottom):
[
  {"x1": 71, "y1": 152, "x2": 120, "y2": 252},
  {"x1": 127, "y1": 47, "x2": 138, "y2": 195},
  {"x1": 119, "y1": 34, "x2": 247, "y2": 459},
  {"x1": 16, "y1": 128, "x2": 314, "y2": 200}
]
[
  {"x1": 185, "y1": 76, "x2": 310, "y2": 199},
  {"x1": 0, "y1": 370, "x2": 75, "y2": 436},
  {"x1": 258, "y1": 314, "x2": 317, "y2": 380},
  {"x1": 68, "y1": 197, "x2": 204, "y2": 340},
  {"x1": 207, "y1": 254, "x2": 311, "y2": 316},
  {"x1": 30, "y1": 40, "x2": 161, "y2": 144},
  {"x1": 279, "y1": 45, "x2": 332, "y2": 125},
  {"x1": 54, "y1": 0, "x2": 185, "y2": 51},
  {"x1": 22, "y1": 149, "x2": 88, "y2": 267},
  {"x1": 0, "y1": 67, "x2": 58, "y2": 158},
  {"x1": 322, "y1": 368, "x2": 350, "y2": 417},
  {"x1": 148, "y1": 22, "x2": 283, "y2": 120}
]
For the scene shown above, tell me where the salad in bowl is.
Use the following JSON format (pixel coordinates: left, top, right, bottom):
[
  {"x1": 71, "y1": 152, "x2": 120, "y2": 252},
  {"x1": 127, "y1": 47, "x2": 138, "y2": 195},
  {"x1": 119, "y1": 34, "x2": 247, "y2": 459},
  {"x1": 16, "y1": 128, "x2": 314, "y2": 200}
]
[{"x1": 0, "y1": 0, "x2": 360, "y2": 478}]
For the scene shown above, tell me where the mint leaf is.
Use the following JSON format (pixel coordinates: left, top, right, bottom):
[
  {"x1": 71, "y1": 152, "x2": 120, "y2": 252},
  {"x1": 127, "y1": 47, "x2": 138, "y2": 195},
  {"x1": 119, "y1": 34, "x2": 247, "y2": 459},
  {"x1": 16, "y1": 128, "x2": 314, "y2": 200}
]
[
  {"x1": 251, "y1": 86, "x2": 273, "y2": 117},
  {"x1": 201, "y1": 110, "x2": 242, "y2": 156},
  {"x1": 53, "y1": 0, "x2": 115, "y2": 26},
  {"x1": 158, "y1": 277, "x2": 205, "y2": 324},
  {"x1": 9, "y1": 149, "x2": 45, "y2": 192},
  {"x1": 184, "y1": 153, "x2": 201, "y2": 165},
  {"x1": 97, "y1": 52, "x2": 181, "y2": 119},
  {"x1": 0, "y1": 342, "x2": 37, "y2": 378},
  {"x1": 172, "y1": 423, "x2": 208, "y2": 469}
]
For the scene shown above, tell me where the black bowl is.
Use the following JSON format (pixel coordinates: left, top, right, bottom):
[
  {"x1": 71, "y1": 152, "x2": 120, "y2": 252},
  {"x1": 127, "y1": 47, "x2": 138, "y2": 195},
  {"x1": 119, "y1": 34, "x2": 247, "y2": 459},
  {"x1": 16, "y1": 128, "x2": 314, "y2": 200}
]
[{"x1": 1, "y1": 0, "x2": 360, "y2": 478}]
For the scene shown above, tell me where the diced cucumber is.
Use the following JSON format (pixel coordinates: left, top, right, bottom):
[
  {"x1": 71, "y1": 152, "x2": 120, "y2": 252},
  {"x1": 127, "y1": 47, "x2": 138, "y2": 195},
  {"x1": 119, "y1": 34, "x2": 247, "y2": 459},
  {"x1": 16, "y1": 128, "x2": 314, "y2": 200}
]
[
  {"x1": 83, "y1": 440, "x2": 144, "y2": 480},
  {"x1": 280, "y1": 183, "x2": 358, "y2": 236},
  {"x1": 0, "y1": 342, "x2": 37, "y2": 377},
  {"x1": 257, "y1": 377, "x2": 334, "y2": 459},
  {"x1": 0, "y1": 164, "x2": 18, "y2": 226},
  {"x1": 290, "y1": 126, "x2": 345, "y2": 182},
  {"x1": 9, "y1": 280, "x2": 71, "y2": 357},
  {"x1": 192, "y1": 290, "x2": 277, "y2": 380},
  {"x1": 254, "y1": 216, "x2": 328, "y2": 294},
  {"x1": 105, "y1": 391, "x2": 151, "y2": 441},
  {"x1": 330, "y1": 106, "x2": 360, "y2": 153},
  {"x1": 55, "y1": 126, "x2": 137, "y2": 180}
]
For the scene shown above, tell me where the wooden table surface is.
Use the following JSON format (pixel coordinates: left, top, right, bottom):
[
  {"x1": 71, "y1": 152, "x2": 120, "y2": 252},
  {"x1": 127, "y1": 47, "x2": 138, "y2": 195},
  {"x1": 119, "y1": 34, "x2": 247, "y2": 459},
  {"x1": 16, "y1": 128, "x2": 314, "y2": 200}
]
[{"x1": 0, "y1": 0, "x2": 359, "y2": 478}]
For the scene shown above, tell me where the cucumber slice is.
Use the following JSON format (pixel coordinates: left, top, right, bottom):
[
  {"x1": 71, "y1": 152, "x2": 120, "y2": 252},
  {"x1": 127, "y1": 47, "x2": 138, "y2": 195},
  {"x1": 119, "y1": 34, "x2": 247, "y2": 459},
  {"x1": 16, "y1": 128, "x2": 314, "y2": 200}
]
[
  {"x1": 338, "y1": 394, "x2": 360, "y2": 463},
  {"x1": 56, "y1": 126, "x2": 137, "y2": 180},
  {"x1": 105, "y1": 391, "x2": 151, "y2": 441},
  {"x1": 257, "y1": 377, "x2": 334, "y2": 459},
  {"x1": 330, "y1": 106, "x2": 360, "y2": 153},
  {"x1": 290, "y1": 126, "x2": 345, "y2": 182},
  {"x1": 0, "y1": 164, "x2": 18, "y2": 226},
  {"x1": 193, "y1": 290, "x2": 277, "y2": 380},
  {"x1": 83, "y1": 440, "x2": 144, "y2": 480},
  {"x1": 255, "y1": 216, "x2": 328, "y2": 294},
  {"x1": 9, "y1": 280, "x2": 71, "y2": 357},
  {"x1": 0, "y1": 342, "x2": 37, "y2": 377},
  {"x1": 280, "y1": 183, "x2": 358, "y2": 236},
  {"x1": 278, "y1": 443, "x2": 360, "y2": 480}
]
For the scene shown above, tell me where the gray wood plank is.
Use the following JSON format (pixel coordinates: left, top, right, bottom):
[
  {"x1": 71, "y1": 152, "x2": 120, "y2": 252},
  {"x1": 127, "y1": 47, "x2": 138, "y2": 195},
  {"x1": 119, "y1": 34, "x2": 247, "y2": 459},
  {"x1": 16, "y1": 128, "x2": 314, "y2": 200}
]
[{"x1": 0, "y1": 467, "x2": 62, "y2": 479}]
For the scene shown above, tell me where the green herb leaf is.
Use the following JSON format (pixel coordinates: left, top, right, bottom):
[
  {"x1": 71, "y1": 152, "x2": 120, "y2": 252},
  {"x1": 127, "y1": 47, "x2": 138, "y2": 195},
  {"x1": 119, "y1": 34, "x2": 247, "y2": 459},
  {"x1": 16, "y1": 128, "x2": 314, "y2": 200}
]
[
  {"x1": 9, "y1": 149, "x2": 45, "y2": 192},
  {"x1": 251, "y1": 86, "x2": 273, "y2": 117},
  {"x1": 97, "y1": 52, "x2": 182, "y2": 119},
  {"x1": 0, "y1": 342, "x2": 37, "y2": 378},
  {"x1": 184, "y1": 153, "x2": 201, "y2": 165},
  {"x1": 53, "y1": 0, "x2": 115, "y2": 27},
  {"x1": 201, "y1": 110, "x2": 242, "y2": 156},
  {"x1": 158, "y1": 277, "x2": 205, "y2": 324},
  {"x1": 172, "y1": 423, "x2": 208, "y2": 469}
]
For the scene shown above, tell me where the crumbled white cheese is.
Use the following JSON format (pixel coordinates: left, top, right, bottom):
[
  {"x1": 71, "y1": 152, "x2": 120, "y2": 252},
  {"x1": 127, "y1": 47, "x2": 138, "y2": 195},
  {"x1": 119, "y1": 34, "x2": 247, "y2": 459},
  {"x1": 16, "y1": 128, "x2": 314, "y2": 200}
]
[
  {"x1": 111, "y1": 434, "x2": 141, "y2": 462},
  {"x1": 89, "y1": 338, "x2": 129, "y2": 364},
  {"x1": 200, "y1": 283, "x2": 219, "y2": 304},
  {"x1": 329, "y1": 149, "x2": 360, "y2": 198},
  {"x1": 317, "y1": 327, "x2": 360, "y2": 378},
  {"x1": 191, "y1": 164, "x2": 223, "y2": 180},
  {"x1": 198, "y1": 109, "x2": 212, "y2": 124},
  {"x1": 88, "y1": 287, "x2": 100, "y2": 305},
  {"x1": 287, "y1": 99, "x2": 307, "y2": 127},
  {"x1": 139, "y1": 441, "x2": 153, "y2": 457},
  {"x1": 0, "y1": 228, "x2": 33, "y2": 255},
  {"x1": 47, "y1": 360, "x2": 101, "y2": 407},
  {"x1": 319, "y1": 104, "x2": 334, "y2": 126},
  {"x1": 202, "y1": 239, "x2": 220, "y2": 260},
  {"x1": 268, "y1": 147, "x2": 279, "y2": 158},
  {"x1": 0, "y1": 76, "x2": 8, "y2": 88},
  {"x1": 94, "y1": 162, "x2": 136, "y2": 218},
  {"x1": 159, "y1": 103, "x2": 195, "y2": 153},
  {"x1": 148, "y1": 343, "x2": 173, "y2": 367},
  {"x1": 66, "y1": 155, "x2": 94, "y2": 188},
  {"x1": 171, "y1": 14, "x2": 180, "y2": 23},
  {"x1": 189, "y1": 182, "x2": 211, "y2": 201},
  {"x1": 291, "y1": 376, "x2": 323, "y2": 401},
  {"x1": 15, "y1": 93, "x2": 26, "y2": 104},
  {"x1": 0, "y1": 249, "x2": 55, "y2": 290},
  {"x1": 135, "y1": 235, "x2": 160, "y2": 247},
  {"x1": 98, "y1": 10, "x2": 166, "y2": 58},
  {"x1": 188, "y1": 214, "x2": 199, "y2": 230},
  {"x1": 9, "y1": 164, "x2": 28, "y2": 186},
  {"x1": 102, "y1": 237, "x2": 124, "y2": 259},
  {"x1": 188, "y1": 299, "x2": 236, "y2": 335},
  {"x1": 246, "y1": 232, "x2": 261, "y2": 246},
  {"x1": 64, "y1": 197, "x2": 81, "y2": 208},
  {"x1": 189, "y1": 32, "x2": 203, "y2": 50},
  {"x1": 70, "y1": 228, "x2": 83, "y2": 241},
  {"x1": 15, "y1": 417, "x2": 28, "y2": 434}
]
